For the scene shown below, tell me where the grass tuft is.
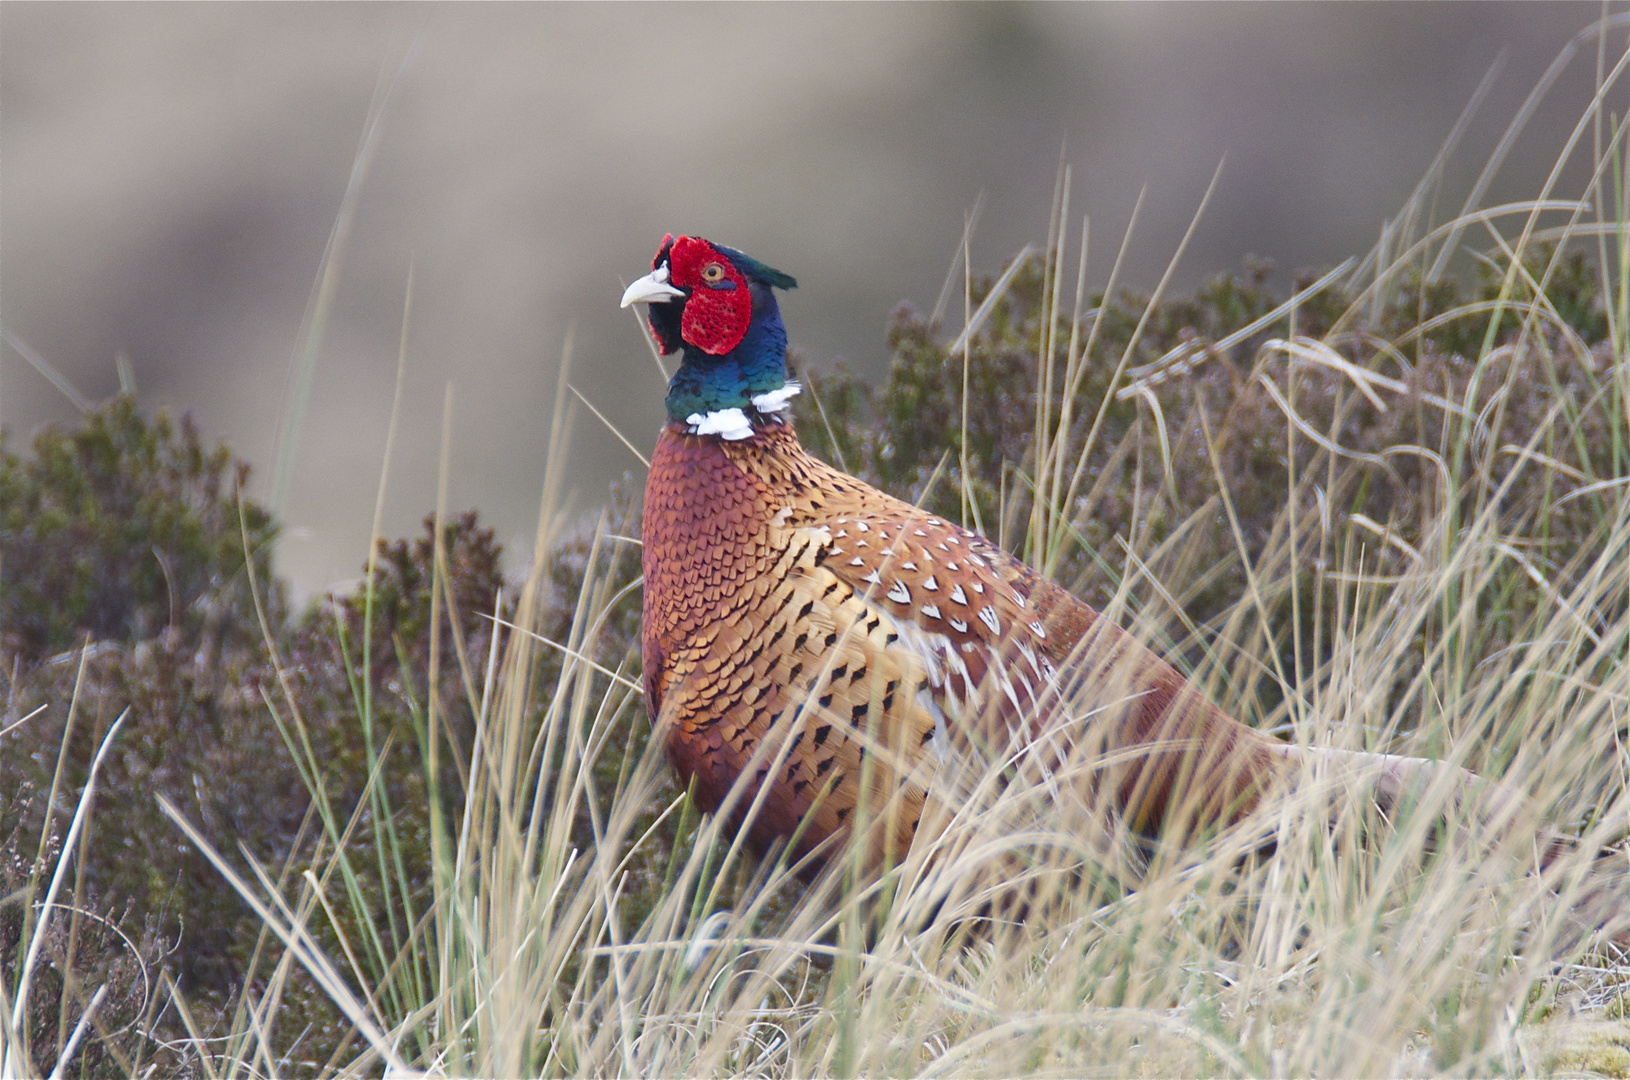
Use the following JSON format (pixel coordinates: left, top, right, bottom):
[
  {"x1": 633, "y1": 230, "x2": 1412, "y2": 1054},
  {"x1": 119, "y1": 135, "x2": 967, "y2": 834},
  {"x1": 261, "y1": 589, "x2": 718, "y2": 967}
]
[{"x1": 7, "y1": 20, "x2": 1630, "y2": 1076}]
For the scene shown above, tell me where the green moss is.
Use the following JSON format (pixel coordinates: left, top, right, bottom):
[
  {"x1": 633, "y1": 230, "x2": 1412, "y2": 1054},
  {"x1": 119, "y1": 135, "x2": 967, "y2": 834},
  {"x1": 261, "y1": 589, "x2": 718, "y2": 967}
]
[{"x1": 1527, "y1": 1019, "x2": 1630, "y2": 1078}]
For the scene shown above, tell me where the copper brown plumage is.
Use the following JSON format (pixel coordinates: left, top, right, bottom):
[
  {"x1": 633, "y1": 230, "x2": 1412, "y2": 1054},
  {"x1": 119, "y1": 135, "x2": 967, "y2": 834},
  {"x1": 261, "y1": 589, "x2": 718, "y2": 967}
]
[
  {"x1": 622, "y1": 233, "x2": 1569, "y2": 878},
  {"x1": 640, "y1": 417, "x2": 1294, "y2": 867}
]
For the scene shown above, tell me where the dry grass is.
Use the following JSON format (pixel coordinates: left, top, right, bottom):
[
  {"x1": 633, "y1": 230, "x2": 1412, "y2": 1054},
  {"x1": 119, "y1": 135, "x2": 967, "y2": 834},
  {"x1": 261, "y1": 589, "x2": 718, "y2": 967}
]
[{"x1": 10, "y1": 17, "x2": 1630, "y2": 1079}]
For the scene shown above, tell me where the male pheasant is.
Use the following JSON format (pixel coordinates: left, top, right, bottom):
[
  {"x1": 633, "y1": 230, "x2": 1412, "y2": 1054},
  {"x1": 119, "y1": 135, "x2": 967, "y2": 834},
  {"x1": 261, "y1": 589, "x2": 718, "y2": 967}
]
[{"x1": 621, "y1": 234, "x2": 1552, "y2": 874}]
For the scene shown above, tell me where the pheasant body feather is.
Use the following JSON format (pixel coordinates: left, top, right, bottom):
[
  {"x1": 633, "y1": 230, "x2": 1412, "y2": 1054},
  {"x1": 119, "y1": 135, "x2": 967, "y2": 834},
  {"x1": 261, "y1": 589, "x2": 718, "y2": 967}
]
[
  {"x1": 643, "y1": 417, "x2": 1287, "y2": 865},
  {"x1": 623, "y1": 232, "x2": 1558, "y2": 869},
  {"x1": 643, "y1": 423, "x2": 942, "y2": 861},
  {"x1": 619, "y1": 232, "x2": 1619, "y2": 939}
]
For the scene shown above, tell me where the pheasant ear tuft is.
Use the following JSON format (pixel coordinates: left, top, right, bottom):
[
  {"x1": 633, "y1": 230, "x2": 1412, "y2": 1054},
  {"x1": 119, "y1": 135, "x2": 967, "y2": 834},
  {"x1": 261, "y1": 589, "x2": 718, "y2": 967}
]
[
  {"x1": 654, "y1": 234, "x2": 677, "y2": 269},
  {"x1": 715, "y1": 245, "x2": 797, "y2": 291}
]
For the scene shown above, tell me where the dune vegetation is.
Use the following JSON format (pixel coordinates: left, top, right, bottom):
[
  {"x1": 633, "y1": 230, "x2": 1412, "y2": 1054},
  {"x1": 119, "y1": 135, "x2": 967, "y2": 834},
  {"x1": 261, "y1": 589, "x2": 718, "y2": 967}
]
[{"x1": 6, "y1": 22, "x2": 1630, "y2": 1078}]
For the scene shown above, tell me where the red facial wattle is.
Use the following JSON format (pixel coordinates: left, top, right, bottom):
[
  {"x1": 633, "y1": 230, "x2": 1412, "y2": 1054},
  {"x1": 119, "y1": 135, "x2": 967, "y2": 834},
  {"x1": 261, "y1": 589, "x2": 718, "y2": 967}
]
[{"x1": 665, "y1": 236, "x2": 752, "y2": 356}]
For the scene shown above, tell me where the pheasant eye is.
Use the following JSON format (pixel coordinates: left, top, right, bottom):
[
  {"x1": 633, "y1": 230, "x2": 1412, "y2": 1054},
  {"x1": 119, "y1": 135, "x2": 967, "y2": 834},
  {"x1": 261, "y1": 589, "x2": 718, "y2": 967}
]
[{"x1": 702, "y1": 263, "x2": 725, "y2": 282}]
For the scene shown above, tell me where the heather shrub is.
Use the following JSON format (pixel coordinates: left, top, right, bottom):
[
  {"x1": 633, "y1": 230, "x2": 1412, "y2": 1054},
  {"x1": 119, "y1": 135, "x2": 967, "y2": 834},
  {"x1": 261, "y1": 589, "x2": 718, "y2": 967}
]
[
  {"x1": 0, "y1": 401, "x2": 542, "y2": 1070},
  {"x1": 1, "y1": 400, "x2": 295, "y2": 1072},
  {"x1": 6, "y1": 180, "x2": 1628, "y2": 1074},
  {"x1": 0, "y1": 396, "x2": 280, "y2": 663},
  {"x1": 1, "y1": 793, "x2": 175, "y2": 1078},
  {"x1": 794, "y1": 245, "x2": 1625, "y2": 691},
  {"x1": 0, "y1": 385, "x2": 678, "y2": 1072}
]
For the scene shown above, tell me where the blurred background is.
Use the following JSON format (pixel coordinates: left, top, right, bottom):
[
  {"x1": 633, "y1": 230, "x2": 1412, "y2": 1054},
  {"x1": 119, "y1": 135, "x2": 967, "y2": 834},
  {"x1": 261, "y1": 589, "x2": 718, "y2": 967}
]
[{"x1": 1, "y1": 3, "x2": 1617, "y2": 602}]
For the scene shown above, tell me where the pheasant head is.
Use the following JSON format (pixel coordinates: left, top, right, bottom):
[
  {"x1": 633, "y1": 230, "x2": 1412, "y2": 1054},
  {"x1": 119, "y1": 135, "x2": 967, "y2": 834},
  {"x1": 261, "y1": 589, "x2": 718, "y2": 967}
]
[{"x1": 620, "y1": 234, "x2": 799, "y2": 439}]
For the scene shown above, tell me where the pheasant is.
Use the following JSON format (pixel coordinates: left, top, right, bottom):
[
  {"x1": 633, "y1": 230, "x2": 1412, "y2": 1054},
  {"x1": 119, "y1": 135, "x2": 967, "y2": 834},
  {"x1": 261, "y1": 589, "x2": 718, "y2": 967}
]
[{"x1": 621, "y1": 234, "x2": 1560, "y2": 875}]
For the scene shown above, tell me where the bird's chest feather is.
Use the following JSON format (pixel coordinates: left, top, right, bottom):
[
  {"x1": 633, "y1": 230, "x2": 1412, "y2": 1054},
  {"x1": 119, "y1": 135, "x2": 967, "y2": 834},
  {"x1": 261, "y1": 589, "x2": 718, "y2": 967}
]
[{"x1": 641, "y1": 425, "x2": 787, "y2": 709}]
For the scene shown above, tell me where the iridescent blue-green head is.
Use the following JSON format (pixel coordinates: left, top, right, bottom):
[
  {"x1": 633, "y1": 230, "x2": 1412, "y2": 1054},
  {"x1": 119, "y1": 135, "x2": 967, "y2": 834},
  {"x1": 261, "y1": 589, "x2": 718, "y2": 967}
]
[{"x1": 620, "y1": 234, "x2": 798, "y2": 439}]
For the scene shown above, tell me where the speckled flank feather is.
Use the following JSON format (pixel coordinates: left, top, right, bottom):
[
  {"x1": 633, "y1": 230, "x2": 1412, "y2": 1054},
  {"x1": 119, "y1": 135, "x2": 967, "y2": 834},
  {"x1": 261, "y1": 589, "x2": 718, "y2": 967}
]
[
  {"x1": 642, "y1": 418, "x2": 1291, "y2": 867},
  {"x1": 626, "y1": 232, "x2": 1596, "y2": 907}
]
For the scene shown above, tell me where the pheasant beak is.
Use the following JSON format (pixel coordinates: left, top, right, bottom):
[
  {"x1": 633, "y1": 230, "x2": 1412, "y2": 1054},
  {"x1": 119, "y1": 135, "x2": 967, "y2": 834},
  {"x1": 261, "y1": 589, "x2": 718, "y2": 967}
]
[{"x1": 620, "y1": 264, "x2": 685, "y2": 308}]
